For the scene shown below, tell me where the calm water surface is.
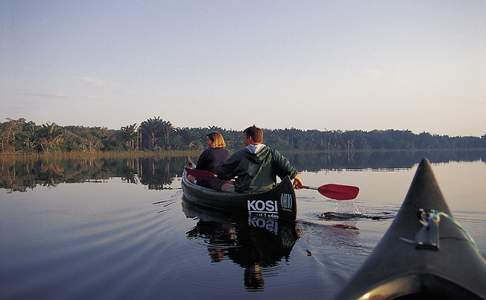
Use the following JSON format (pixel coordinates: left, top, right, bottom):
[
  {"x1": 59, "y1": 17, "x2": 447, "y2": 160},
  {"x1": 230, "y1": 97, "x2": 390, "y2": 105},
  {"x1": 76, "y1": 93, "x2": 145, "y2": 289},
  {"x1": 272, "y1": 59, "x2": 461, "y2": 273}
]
[{"x1": 1, "y1": 151, "x2": 485, "y2": 299}]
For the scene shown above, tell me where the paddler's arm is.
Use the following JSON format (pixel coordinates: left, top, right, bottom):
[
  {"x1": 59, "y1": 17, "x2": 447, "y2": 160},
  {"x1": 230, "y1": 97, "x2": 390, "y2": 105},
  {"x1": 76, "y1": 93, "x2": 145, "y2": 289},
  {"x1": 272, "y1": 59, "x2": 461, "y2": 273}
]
[
  {"x1": 215, "y1": 150, "x2": 242, "y2": 180},
  {"x1": 271, "y1": 149, "x2": 303, "y2": 188}
]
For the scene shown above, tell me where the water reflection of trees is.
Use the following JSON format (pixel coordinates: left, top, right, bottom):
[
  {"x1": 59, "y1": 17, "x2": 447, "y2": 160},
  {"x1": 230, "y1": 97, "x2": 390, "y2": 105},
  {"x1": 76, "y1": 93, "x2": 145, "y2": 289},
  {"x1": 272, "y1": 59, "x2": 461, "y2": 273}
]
[
  {"x1": 286, "y1": 149, "x2": 486, "y2": 172},
  {"x1": 182, "y1": 201, "x2": 299, "y2": 290},
  {"x1": 0, "y1": 157, "x2": 188, "y2": 192},
  {"x1": 1, "y1": 150, "x2": 485, "y2": 191},
  {"x1": 138, "y1": 158, "x2": 182, "y2": 190}
]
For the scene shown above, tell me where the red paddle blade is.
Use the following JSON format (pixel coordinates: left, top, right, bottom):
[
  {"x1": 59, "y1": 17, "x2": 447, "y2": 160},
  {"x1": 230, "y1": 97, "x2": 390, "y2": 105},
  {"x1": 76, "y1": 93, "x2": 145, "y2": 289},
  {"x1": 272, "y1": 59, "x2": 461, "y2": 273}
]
[
  {"x1": 185, "y1": 168, "x2": 216, "y2": 179},
  {"x1": 318, "y1": 184, "x2": 359, "y2": 200}
]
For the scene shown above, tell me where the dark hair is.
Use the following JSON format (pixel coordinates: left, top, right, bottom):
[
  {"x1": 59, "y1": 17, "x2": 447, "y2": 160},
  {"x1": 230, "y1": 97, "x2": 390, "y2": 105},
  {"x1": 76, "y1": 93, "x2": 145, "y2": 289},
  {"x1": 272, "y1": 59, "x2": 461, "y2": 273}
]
[{"x1": 243, "y1": 125, "x2": 263, "y2": 143}]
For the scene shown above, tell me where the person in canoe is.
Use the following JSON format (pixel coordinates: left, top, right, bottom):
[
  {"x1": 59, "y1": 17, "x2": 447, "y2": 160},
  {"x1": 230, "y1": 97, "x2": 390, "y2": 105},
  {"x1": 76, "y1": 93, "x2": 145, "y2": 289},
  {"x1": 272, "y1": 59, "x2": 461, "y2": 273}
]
[
  {"x1": 193, "y1": 131, "x2": 230, "y2": 188},
  {"x1": 215, "y1": 125, "x2": 303, "y2": 192}
]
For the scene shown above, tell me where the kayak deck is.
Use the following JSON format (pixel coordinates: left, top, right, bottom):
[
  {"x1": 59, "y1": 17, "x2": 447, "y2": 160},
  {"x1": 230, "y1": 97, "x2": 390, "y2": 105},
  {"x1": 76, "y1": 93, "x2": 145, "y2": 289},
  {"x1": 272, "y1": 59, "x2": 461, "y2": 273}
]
[{"x1": 334, "y1": 159, "x2": 486, "y2": 300}]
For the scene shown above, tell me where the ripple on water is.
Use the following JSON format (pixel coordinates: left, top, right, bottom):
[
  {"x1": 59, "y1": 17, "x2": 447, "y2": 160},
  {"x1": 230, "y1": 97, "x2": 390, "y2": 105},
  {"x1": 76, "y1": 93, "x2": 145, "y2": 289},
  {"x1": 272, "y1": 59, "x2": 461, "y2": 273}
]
[{"x1": 1, "y1": 197, "x2": 185, "y2": 300}]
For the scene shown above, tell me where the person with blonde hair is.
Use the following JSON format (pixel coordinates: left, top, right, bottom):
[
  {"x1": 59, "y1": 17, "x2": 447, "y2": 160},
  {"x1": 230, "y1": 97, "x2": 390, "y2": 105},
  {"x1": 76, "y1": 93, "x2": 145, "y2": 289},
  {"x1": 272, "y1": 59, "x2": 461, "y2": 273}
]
[{"x1": 195, "y1": 131, "x2": 229, "y2": 178}]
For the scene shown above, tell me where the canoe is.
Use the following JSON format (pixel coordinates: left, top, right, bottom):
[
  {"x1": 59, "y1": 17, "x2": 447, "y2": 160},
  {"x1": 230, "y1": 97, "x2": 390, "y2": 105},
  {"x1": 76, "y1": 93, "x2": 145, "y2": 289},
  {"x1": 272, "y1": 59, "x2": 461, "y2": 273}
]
[
  {"x1": 334, "y1": 159, "x2": 486, "y2": 300},
  {"x1": 181, "y1": 169, "x2": 297, "y2": 221}
]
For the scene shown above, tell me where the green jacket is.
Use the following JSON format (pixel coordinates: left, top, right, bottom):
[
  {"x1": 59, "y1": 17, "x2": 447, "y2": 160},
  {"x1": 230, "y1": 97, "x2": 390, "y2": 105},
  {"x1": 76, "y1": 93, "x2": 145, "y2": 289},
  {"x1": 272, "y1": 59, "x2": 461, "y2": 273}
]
[{"x1": 216, "y1": 144, "x2": 298, "y2": 193}]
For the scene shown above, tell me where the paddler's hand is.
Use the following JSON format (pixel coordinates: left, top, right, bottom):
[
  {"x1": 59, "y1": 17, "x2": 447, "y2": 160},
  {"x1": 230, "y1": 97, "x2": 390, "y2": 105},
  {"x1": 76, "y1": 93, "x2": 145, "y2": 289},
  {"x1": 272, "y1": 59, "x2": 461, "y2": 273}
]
[
  {"x1": 187, "y1": 174, "x2": 196, "y2": 182},
  {"x1": 293, "y1": 175, "x2": 303, "y2": 189}
]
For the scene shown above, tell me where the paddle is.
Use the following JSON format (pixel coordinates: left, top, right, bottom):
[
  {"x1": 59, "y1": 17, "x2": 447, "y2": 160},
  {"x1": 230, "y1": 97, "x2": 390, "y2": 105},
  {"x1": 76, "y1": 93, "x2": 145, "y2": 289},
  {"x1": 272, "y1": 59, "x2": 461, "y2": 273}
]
[
  {"x1": 185, "y1": 167, "x2": 360, "y2": 201},
  {"x1": 301, "y1": 184, "x2": 359, "y2": 200}
]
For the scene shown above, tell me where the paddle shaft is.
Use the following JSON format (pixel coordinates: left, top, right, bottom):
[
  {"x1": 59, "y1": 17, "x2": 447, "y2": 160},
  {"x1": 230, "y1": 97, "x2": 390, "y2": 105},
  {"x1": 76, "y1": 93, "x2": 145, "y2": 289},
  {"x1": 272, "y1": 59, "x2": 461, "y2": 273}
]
[{"x1": 301, "y1": 186, "x2": 318, "y2": 190}]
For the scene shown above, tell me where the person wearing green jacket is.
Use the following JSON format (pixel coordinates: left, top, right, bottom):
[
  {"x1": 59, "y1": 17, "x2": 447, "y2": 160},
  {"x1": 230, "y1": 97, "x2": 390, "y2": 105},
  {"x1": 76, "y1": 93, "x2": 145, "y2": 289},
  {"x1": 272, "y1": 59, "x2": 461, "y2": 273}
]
[{"x1": 216, "y1": 125, "x2": 303, "y2": 193}]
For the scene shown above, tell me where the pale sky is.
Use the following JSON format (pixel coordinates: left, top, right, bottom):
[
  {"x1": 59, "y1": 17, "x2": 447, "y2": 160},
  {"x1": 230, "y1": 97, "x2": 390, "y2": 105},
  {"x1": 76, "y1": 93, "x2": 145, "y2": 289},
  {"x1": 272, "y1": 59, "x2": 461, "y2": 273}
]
[{"x1": 1, "y1": 0, "x2": 485, "y2": 136}]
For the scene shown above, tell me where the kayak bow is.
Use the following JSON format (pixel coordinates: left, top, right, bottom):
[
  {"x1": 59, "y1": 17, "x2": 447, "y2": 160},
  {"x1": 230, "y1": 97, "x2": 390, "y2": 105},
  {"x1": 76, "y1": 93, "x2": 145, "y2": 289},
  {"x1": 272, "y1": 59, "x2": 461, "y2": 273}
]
[{"x1": 334, "y1": 159, "x2": 486, "y2": 300}]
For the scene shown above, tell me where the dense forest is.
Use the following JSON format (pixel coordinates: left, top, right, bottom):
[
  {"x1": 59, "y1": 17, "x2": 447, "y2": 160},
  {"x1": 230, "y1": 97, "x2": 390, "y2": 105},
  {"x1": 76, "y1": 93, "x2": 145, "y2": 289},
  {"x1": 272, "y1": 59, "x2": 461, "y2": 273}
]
[{"x1": 1, "y1": 117, "x2": 485, "y2": 153}]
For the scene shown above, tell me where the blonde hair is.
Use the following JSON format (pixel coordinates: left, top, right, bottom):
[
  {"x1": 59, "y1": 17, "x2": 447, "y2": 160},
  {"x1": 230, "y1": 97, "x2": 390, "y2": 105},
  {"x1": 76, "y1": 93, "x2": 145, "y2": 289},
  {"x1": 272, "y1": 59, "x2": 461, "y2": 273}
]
[{"x1": 207, "y1": 132, "x2": 226, "y2": 148}]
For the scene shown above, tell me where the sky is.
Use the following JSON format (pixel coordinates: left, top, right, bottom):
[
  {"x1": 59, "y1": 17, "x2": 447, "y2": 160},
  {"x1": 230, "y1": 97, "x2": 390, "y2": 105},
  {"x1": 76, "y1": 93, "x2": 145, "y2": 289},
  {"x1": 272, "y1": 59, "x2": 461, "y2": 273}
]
[{"x1": 1, "y1": 0, "x2": 485, "y2": 136}]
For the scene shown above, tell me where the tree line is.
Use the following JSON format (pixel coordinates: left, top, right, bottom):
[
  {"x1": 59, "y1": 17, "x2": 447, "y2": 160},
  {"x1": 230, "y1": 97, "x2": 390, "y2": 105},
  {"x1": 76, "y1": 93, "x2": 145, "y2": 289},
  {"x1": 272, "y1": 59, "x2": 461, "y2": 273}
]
[{"x1": 1, "y1": 117, "x2": 485, "y2": 153}]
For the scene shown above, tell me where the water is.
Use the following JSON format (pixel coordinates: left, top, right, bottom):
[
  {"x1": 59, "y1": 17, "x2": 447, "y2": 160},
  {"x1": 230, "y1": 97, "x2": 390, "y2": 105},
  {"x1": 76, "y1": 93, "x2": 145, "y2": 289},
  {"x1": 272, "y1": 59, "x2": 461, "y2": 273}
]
[{"x1": 1, "y1": 151, "x2": 485, "y2": 299}]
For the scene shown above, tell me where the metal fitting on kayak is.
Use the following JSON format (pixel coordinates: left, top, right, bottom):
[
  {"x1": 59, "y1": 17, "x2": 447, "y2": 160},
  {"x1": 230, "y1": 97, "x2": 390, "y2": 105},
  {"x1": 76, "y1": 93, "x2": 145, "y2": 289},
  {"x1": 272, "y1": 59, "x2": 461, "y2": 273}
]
[
  {"x1": 400, "y1": 209, "x2": 478, "y2": 251},
  {"x1": 414, "y1": 209, "x2": 440, "y2": 250}
]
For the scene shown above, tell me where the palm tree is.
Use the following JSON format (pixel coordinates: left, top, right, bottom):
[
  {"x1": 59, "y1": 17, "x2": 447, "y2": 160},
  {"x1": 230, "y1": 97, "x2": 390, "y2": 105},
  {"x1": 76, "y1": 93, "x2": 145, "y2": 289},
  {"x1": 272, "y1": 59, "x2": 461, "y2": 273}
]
[
  {"x1": 0, "y1": 118, "x2": 25, "y2": 152},
  {"x1": 139, "y1": 117, "x2": 174, "y2": 150},
  {"x1": 160, "y1": 120, "x2": 173, "y2": 150},
  {"x1": 140, "y1": 118, "x2": 157, "y2": 150},
  {"x1": 20, "y1": 121, "x2": 37, "y2": 152},
  {"x1": 121, "y1": 123, "x2": 138, "y2": 150},
  {"x1": 37, "y1": 123, "x2": 64, "y2": 152}
]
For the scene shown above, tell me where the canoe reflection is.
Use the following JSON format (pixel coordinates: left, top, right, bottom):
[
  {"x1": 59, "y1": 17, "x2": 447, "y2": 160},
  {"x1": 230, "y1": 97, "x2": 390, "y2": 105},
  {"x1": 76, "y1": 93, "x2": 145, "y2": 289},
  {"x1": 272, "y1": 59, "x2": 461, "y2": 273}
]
[{"x1": 182, "y1": 200, "x2": 299, "y2": 290}]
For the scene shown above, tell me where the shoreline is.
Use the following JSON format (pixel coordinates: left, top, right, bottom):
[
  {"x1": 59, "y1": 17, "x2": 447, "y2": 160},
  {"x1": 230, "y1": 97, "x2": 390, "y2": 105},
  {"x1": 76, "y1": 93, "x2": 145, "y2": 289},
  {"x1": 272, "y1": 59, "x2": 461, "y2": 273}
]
[
  {"x1": 0, "y1": 150, "x2": 200, "y2": 161},
  {"x1": 1, "y1": 148, "x2": 485, "y2": 161},
  {"x1": 281, "y1": 148, "x2": 486, "y2": 154}
]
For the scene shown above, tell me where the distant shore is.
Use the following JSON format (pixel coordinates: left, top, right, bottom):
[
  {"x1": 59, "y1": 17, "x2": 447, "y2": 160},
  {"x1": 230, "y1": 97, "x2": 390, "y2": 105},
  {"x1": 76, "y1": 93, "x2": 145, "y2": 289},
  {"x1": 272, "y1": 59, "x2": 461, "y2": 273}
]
[
  {"x1": 0, "y1": 150, "x2": 200, "y2": 160},
  {"x1": 1, "y1": 148, "x2": 485, "y2": 161}
]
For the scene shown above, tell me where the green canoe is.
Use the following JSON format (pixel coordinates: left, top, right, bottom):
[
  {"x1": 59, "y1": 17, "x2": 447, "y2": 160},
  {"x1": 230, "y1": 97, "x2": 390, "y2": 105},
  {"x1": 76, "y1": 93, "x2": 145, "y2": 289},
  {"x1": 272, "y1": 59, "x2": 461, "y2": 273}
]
[{"x1": 181, "y1": 169, "x2": 297, "y2": 221}]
